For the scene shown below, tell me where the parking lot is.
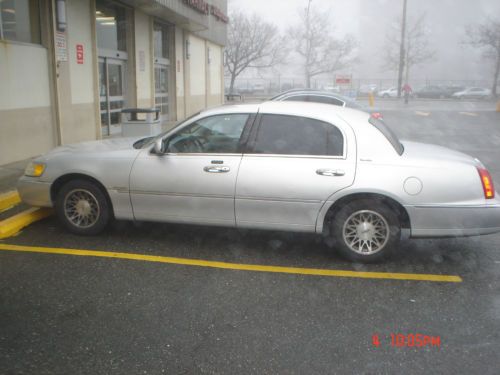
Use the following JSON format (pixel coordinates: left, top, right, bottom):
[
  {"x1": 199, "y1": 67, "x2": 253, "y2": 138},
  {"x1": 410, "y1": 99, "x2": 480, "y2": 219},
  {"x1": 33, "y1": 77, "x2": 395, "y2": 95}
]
[{"x1": 1, "y1": 100, "x2": 500, "y2": 374}]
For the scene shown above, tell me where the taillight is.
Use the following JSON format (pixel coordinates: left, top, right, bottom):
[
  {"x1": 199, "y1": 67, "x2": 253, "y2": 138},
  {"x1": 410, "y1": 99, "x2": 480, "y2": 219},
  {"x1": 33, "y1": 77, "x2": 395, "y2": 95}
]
[
  {"x1": 370, "y1": 112, "x2": 383, "y2": 119},
  {"x1": 477, "y1": 167, "x2": 495, "y2": 199}
]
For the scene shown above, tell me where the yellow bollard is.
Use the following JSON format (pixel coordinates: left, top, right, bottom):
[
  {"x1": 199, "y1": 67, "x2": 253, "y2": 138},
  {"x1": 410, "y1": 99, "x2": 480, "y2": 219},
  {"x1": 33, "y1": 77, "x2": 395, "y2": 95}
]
[
  {"x1": 368, "y1": 92, "x2": 375, "y2": 108},
  {"x1": 496, "y1": 99, "x2": 500, "y2": 112}
]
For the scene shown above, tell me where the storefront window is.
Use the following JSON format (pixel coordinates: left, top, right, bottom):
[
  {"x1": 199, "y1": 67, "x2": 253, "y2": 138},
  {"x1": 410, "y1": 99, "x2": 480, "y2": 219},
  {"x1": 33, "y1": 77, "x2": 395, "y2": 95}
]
[
  {"x1": 95, "y1": 0, "x2": 127, "y2": 52},
  {"x1": 0, "y1": 0, "x2": 41, "y2": 44},
  {"x1": 154, "y1": 22, "x2": 170, "y2": 60}
]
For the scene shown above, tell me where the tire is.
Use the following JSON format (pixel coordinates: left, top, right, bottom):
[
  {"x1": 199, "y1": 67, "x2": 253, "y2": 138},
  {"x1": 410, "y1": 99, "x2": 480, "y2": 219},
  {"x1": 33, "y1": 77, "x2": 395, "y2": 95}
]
[
  {"x1": 329, "y1": 199, "x2": 400, "y2": 263},
  {"x1": 55, "y1": 179, "x2": 111, "y2": 235}
]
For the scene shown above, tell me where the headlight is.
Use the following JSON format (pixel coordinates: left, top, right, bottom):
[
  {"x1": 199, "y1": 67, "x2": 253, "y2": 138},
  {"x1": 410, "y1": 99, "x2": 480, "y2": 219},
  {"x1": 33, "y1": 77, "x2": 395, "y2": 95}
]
[{"x1": 24, "y1": 162, "x2": 46, "y2": 177}]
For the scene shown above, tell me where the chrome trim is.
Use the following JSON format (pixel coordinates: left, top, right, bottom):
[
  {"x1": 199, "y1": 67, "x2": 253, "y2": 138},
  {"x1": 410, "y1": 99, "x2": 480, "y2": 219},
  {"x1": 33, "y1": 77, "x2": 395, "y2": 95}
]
[
  {"x1": 204, "y1": 166, "x2": 230, "y2": 173},
  {"x1": 240, "y1": 154, "x2": 346, "y2": 160},
  {"x1": 410, "y1": 204, "x2": 500, "y2": 209},
  {"x1": 236, "y1": 196, "x2": 322, "y2": 203},
  {"x1": 316, "y1": 168, "x2": 345, "y2": 176},
  {"x1": 130, "y1": 190, "x2": 232, "y2": 199}
]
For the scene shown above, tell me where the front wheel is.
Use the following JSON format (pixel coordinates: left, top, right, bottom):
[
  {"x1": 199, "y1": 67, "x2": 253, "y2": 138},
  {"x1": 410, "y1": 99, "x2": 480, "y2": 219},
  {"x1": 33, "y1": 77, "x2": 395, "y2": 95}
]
[
  {"x1": 329, "y1": 200, "x2": 400, "y2": 262},
  {"x1": 55, "y1": 179, "x2": 111, "y2": 235}
]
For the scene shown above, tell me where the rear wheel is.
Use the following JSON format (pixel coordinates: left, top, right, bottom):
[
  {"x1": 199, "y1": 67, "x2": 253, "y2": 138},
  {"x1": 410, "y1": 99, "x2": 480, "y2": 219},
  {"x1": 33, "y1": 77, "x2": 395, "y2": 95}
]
[
  {"x1": 55, "y1": 179, "x2": 111, "y2": 235},
  {"x1": 329, "y1": 199, "x2": 400, "y2": 262}
]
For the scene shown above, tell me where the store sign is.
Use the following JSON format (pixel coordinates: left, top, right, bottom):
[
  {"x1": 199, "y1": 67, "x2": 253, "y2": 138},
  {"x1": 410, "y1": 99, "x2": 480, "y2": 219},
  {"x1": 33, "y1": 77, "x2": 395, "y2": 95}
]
[
  {"x1": 210, "y1": 5, "x2": 228, "y2": 23},
  {"x1": 335, "y1": 74, "x2": 351, "y2": 85},
  {"x1": 182, "y1": 0, "x2": 229, "y2": 23},
  {"x1": 76, "y1": 44, "x2": 84, "y2": 64},
  {"x1": 55, "y1": 31, "x2": 67, "y2": 62},
  {"x1": 182, "y1": 0, "x2": 209, "y2": 15}
]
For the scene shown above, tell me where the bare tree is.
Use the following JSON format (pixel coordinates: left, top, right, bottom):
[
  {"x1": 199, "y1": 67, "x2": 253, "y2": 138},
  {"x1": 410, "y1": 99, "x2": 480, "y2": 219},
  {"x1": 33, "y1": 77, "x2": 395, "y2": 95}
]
[
  {"x1": 224, "y1": 11, "x2": 286, "y2": 94},
  {"x1": 465, "y1": 18, "x2": 500, "y2": 97},
  {"x1": 288, "y1": 0, "x2": 357, "y2": 89},
  {"x1": 384, "y1": 13, "x2": 435, "y2": 85}
]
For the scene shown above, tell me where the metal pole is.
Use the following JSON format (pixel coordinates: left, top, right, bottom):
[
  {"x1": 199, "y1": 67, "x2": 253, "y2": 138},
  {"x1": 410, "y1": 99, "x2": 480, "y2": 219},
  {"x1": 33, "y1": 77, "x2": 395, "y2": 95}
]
[{"x1": 397, "y1": 0, "x2": 408, "y2": 98}]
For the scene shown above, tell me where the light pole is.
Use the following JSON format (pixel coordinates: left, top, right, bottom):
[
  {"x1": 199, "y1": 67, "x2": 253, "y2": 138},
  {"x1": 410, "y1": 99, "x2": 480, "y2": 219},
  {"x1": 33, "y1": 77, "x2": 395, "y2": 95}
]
[{"x1": 397, "y1": 0, "x2": 408, "y2": 98}]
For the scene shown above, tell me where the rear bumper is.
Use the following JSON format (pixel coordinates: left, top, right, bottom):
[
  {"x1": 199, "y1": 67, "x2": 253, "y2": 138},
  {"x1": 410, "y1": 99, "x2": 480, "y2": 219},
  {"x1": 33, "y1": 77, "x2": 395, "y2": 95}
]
[
  {"x1": 17, "y1": 177, "x2": 53, "y2": 207},
  {"x1": 406, "y1": 202, "x2": 500, "y2": 237}
]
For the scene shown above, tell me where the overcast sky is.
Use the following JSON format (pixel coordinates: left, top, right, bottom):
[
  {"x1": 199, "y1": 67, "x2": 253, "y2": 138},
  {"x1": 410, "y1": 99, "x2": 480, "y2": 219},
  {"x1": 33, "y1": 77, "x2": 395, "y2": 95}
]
[{"x1": 228, "y1": 0, "x2": 500, "y2": 85}]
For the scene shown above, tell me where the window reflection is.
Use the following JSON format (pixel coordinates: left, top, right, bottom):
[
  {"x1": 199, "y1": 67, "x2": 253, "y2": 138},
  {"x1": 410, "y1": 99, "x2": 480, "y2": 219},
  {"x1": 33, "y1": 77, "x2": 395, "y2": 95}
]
[
  {"x1": 95, "y1": 0, "x2": 127, "y2": 52},
  {"x1": 0, "y1": 0, "x2": 41, "y2": 44}
]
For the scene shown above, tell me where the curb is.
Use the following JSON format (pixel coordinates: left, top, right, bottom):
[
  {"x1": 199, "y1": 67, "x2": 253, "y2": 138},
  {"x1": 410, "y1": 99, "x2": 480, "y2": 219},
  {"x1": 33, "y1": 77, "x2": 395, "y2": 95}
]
[
  {"x1": 0, "y1": 191, "x2": 21, "y2": 212},
  {"x1": 0, "y1": 207, "x2": 53, "y2": 239}
]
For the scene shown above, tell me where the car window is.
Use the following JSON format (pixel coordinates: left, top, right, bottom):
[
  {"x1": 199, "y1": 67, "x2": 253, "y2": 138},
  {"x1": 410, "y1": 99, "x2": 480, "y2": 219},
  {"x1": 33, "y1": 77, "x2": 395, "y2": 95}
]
[
  {"x1": 368, "y1": 117, "x2": 404, "y2": 155},
  {"x1": 166, "y1": 114, "x2": 249, "y2": 153},
  {"x1": 284, "y1": 95, "x2": 310, "y2": 102},
  {"x1": 309, "y1": 96, "x2": 345, "y2": 106},
  {"x1": 251, "y1": 114, "x2": 344, "y2": 156}
]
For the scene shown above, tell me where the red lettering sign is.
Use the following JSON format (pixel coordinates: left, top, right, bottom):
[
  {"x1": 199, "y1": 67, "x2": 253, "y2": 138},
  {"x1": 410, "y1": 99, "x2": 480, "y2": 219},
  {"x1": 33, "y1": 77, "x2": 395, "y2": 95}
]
[{"x1": 76, "y1": 44, "x2": 84, "y2": 64}]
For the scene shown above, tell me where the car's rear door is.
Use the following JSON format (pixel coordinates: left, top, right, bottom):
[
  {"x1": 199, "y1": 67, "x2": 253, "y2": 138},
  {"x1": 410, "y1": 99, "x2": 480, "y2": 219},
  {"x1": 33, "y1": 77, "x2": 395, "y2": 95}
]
[{"x1": 235, "y1": 113, "x2": 356, "y2": 232}]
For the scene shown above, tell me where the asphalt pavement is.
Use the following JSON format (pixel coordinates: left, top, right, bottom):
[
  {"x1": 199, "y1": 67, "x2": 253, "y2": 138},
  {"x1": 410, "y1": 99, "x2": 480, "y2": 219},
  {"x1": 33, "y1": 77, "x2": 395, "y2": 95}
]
[{"x1": 1, "y1": 101, "x2": 500, "y2": 374}]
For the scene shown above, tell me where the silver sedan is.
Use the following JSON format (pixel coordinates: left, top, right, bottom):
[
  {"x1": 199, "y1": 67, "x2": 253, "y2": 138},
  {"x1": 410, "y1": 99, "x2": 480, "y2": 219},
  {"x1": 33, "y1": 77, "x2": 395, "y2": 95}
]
[{"x1": 18, "y1": 102, "x2": 500, "y2": 262}]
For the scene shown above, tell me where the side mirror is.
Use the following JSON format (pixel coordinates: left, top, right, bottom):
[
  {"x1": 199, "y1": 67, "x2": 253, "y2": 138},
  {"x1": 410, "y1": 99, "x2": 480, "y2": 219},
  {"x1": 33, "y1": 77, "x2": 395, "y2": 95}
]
[{"x1": 153, "y1": 138, "x2": 164, "y2": 154}]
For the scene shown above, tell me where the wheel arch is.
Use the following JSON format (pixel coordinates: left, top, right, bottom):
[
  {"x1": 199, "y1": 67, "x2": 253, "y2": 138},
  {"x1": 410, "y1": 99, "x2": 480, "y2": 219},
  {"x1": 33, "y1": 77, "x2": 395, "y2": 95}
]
[
  {"x1": 319, "y1": 192, "x2": 411, "y2": 236},
  {"x1": 50, "y1": 173, "x2": 114, "y2": 213}
]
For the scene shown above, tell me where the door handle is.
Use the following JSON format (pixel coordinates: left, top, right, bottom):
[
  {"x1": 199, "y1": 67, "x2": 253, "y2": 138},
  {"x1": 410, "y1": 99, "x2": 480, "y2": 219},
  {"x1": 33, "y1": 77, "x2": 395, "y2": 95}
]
[
  {"x1": 316, "y1": 168, "x2": 345, "y2": 177},
  {"x1": 204, "y1": 166, "x2": 230, "y2": 173}
]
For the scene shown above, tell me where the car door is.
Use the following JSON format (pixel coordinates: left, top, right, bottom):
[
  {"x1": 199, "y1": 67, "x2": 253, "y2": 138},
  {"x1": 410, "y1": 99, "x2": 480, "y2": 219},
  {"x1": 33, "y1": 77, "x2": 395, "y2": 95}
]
[
  {"x1": 235, "y1": 113, "x2": 356, "y2": 232},
  {"x1": 129, "y1": 113, "x2": 253, "y2": 226}
]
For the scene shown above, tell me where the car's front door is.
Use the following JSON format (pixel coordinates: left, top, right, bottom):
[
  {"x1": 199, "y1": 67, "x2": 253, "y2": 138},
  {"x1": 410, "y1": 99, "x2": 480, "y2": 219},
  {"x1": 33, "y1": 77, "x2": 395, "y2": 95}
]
[
  {"x1": 235, "y1": 113, "x2": 356, "y2": 232},
  {"x1": 129, "y1": 113, "x2": 252, "y2": 226}
]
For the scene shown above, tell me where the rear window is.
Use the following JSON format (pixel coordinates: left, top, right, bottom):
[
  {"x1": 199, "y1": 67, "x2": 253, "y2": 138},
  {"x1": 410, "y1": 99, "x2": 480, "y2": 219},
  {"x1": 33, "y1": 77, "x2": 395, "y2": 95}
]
[
  {"x1": 252, "y1": 114, "x2": 344, "y2": 156},
  {"x1": 368, "y1": 117, "x2": 404, "y2": 155}
]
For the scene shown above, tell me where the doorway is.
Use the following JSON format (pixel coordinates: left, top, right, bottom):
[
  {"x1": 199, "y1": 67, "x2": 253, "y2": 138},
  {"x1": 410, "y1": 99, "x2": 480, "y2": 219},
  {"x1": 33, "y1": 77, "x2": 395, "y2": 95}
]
[{"x1": 99, "y1": 57, "x2": 126, "y2": 136}]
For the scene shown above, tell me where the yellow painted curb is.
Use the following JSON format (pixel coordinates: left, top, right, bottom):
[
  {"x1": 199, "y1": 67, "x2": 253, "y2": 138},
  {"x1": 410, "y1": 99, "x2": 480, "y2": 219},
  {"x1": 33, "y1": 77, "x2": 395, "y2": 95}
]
[
  {"x1": 0, "y1": 191, "x2": 21, "y2": 212},
  {"x1": 0, "y1": 207, "x2": 53, "y2": 239}
]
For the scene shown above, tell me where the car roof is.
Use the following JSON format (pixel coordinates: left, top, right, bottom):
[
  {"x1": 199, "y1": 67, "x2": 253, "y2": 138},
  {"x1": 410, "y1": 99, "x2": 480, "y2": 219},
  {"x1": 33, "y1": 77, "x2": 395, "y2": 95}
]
[
  {"x1": 271, "y1": 90, "x2": 358, "y2": 104},
  {"x1": 202, "y1": 100, "x2": 370, "y2": 124}
]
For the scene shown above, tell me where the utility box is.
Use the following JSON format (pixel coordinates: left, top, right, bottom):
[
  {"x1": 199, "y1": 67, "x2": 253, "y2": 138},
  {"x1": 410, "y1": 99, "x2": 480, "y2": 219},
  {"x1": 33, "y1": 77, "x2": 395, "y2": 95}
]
[{"x1": 121, "y1": 108, "x2": 161, "y2": 137}]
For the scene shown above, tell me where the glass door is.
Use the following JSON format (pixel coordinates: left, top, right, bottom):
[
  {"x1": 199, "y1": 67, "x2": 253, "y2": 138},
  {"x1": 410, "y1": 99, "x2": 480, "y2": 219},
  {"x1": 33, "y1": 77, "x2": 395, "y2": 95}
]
[
  {"x1": 154, "y1": 22, "x2": 172, "y2": 123},
  {"x1": 154, "y1": 64, "x2": 169, "y2": 120},
  {"x1": 99, "y1": 57, "x2": 126, "y2": 136}
]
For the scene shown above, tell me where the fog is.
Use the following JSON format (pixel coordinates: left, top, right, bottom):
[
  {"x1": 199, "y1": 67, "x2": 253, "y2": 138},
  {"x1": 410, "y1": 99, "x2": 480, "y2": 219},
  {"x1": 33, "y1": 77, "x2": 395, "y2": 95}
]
[{"x1": 229, "y1": 0, "x2": 500, "y2": 85}]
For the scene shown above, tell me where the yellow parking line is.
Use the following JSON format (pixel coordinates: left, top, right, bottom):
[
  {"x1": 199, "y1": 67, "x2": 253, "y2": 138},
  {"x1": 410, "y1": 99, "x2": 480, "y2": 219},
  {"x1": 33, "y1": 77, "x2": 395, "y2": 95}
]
[
  {"x1": 0, "y1": 191, "x2": 21, "y2": 212},
  {"x1": 458, "y1": 112, "x2": 478, "y2": 117},
  {"x1": 0, "y1": 243, "x2": 462, "y2": 283},
  {"x1": 0, "y1": 208, "x2": 53, "y2": 239}
]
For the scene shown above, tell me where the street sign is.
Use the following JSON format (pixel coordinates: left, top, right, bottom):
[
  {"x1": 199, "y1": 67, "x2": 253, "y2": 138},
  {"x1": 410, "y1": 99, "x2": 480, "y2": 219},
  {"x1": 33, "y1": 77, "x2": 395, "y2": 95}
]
[{"x1": 335, "y1": 74, "x2": 351, "y2": 85}]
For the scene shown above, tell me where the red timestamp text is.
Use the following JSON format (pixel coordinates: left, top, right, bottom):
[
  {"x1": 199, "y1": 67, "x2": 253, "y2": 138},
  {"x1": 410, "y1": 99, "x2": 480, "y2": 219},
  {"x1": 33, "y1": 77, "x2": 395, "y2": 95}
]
[{"x1": 372, "y1": 333, "x2": 441, "y2": 348}]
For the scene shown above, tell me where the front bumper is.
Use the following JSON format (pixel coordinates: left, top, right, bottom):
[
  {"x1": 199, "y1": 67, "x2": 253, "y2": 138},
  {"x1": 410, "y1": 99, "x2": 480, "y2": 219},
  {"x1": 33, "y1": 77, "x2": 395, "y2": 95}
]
[
  {"x1": 17, "y1": 177, "x2": 53, "y2": 207},
  {"x1": 406, "y1": 201, "x2": 500, "y2": 237}
]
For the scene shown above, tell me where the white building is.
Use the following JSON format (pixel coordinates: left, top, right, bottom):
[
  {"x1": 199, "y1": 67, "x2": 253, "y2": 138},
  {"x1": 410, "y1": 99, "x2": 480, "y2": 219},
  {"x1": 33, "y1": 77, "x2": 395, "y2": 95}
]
[{"x1": 0, "y1": 0, "x2": 227, "y2": 165}]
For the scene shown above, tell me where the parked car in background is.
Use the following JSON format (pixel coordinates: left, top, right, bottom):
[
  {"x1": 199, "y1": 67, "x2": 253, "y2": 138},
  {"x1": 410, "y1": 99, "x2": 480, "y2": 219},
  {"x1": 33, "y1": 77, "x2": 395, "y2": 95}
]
[
  {"x1": 323, "y1": 85, "x2": 341, "y2": 93},
  {"x1": 18, "y1": 102, "x2": 500, "y2": 263},
  {"x1": 452, "y1": 87, "x2": 491, "y2": 100},
  {"x1": 358, "y1": 84, "x2": 378, "y2": 96},
  {"x1": 377, "y1": 87, "x2": 398, "y2": 98},
  {"x1": 271, "y1": 89, "x2": 383, "y2": 118},
  {"x1": 414, "y1": 85, "x2": 464, "y2": 99}
]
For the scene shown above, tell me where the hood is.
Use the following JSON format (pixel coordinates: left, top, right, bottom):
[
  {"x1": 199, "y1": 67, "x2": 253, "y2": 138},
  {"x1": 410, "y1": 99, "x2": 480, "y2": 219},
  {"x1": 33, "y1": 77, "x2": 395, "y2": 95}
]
[
  {"x1": 401, "y1": 140, "x2": 479, "y2": 166},
  {"x1": 38, "y1": 137, "x2": 141, "y2": 161}
]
